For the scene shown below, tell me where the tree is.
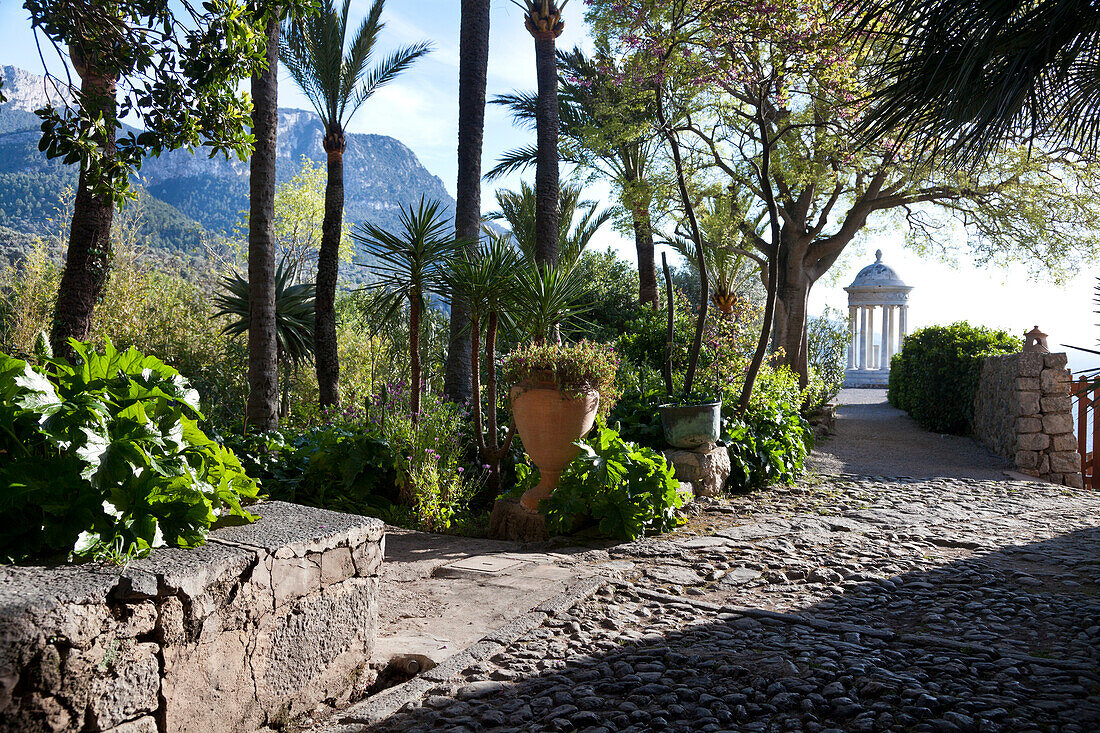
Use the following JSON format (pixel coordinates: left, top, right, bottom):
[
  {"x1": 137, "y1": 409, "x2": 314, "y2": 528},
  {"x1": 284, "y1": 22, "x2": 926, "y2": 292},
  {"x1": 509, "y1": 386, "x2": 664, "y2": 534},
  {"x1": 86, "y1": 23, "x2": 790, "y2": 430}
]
[
  {"x1": 283, "y1": 0, "x2": 431, "y2": 408},
  {"x1": 445, "y1": 0, "x2": 492, "y2": 404},
  {"x1": 213, "y1": 259, "x2": 317, "y2": 417},
  {"x1": 22, "y1": 1, "x2": 272, "y2": 358},
  {"x1": 248, "y1": 5, "x2": 283, "y2": 433},
  {"x1": 516, "y1": 0, "x2": 569, "y2": 266},
  {"x1": 589, "y1": 0, "x2": 1100, "y2": 394},
  {"x1": 487, "y1": 181, "x2": 613, "y2": 270},
  {"x1": 852, "y1": 0, "x2": 1100, "y2": 163},
  {"x1": 355, "y1": 198, "x2": 463, "y2": 421},
  {"x1": 489, "y1": 47, "x2": 663, "y2": 306}
]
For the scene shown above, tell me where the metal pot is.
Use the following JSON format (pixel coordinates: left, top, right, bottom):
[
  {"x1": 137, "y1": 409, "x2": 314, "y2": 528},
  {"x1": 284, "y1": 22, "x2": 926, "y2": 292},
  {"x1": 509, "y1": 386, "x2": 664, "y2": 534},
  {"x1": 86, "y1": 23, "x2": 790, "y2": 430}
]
[{"x1": 658, "y1": 400, "x2": 722, "y2": 449}]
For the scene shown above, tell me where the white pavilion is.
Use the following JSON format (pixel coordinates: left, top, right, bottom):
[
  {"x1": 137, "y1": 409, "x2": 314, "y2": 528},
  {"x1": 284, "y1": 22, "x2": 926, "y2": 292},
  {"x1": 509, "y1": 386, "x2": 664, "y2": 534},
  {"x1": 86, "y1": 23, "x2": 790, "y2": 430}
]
[{"x1": 843, "y1": 250, "x2": 913, "y2": 388}]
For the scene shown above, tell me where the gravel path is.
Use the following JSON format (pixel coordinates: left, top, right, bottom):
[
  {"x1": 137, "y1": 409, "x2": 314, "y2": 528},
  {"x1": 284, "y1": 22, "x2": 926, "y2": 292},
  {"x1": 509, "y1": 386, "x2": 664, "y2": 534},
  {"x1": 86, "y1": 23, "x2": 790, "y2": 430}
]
[
  {"x1": 809, "y1": 389, "x2": 1013, "y2": 480},
  {"x1": 325, "y1": 476, "x2": 1100, "y2": 733}
]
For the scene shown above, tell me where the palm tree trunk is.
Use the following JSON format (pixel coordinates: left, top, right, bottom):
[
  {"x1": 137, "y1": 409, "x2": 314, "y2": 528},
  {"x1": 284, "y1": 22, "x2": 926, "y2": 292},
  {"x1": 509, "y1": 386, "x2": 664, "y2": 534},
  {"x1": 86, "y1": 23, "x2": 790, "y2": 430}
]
[
  {"x1": 410, "y1": 296, "x2": 422, "y2": 423},
  {"x1": 470, "y1": 313, "x2": 486, "y2": 455},
  {"x1": 483, "y1": 310, "x2": 503, "y2": 495},
  {"x1": 246, "y1": 13, "x2": 281, "y2": 432},
  {"x1": 533, "y1": 34, "x2": 560, "y2": 266},
  {"x1": 50, "y1": 50, "x2": 118, "y2": 358},
  {"x1": 632, "y1": 205, "x2": 658, "y2": 308},
  {"x1": 445, "y1": 0, "x2": 491, "y2": 403},
  {"x1": 316, "y1": 128, "x2": 345, "y2": 408}
]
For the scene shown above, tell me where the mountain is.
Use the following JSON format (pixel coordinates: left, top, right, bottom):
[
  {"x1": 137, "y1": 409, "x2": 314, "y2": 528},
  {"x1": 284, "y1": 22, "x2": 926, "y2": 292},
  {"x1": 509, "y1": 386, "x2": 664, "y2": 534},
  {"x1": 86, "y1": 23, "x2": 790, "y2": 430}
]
[{"x1": 0, "y1": 66, "x2": 455, "y2": 282}]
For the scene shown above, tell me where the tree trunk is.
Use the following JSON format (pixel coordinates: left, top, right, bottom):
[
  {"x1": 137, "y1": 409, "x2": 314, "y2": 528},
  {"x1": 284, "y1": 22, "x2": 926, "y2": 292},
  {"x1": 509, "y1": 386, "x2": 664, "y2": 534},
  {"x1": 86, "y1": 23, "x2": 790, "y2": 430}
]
[
  {"x1": 51, "y1": 51, "x2": 117, "y2": 358},
  {"x1": 533, "y1": 34, "x2": 559, "y2": 266},
  {"x1": 632, "y1": 206, "x2": 658, "y2": 308},
  {"x1": 315, "y1": 127, "x2": 345, "y2": 408},
  {"x1": 445, "y1": 0, "x2": 491, "y2": 403},
  {"x1": 773, "y1": 273, "x2": 812, "y2": 388},
  {"x1": 410, "y1": 296, "x2": 422, "y2": 423},
  {"x1": 245, "y1": 13, "x2": 281, "y2": 432}
]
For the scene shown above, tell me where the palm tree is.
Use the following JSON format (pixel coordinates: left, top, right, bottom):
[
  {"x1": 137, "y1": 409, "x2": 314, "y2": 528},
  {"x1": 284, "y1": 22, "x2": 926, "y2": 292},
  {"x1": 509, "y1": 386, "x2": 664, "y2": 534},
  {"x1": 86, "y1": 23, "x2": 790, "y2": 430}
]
[
  {"x1": 282, "y1": 0, "x2": 431, "y2": 408},
  {"x1": 441, "y1": 236, "x2": 519, "y2": 494},
  {"x1": 445, "y1": 0, "x2": 493, "y2": 404},
  {"x1": 854, "y1": 0, "x2": 1100, "y2": 162},
  {"x1": 247, "y1": 10, "x2": 282, "y2": 432},
  {"x1": 487, "y1": 181, "x2": 612, "y2": 271},
  {"x1": 489, "y1": 47, "x2": 662, "y2": 306},
  {"x1": 515, "y1": 0, "x2": 569, "y2": 266},
  {"x1": 213, "y1": 259, "x2": 316, "y2": 417},
  {"x1": 355, "y1": 198, "x2": 464, "y2": 421}
]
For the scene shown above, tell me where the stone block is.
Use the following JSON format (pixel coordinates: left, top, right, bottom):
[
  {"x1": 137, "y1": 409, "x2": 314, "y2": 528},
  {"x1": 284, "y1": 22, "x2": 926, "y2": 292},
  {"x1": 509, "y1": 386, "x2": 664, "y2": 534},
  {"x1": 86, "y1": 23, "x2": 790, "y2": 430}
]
[
  {"x1": 1038, "y1": 454, "x2": 1050, "y2": 475},
  {"x1": 1052, "y1": 433, "x2": 1078, "y2": 452},
  {"x1": 662, "y1": 443, "x2": 731, "y2": 497},
  {"x1": 1040, "y1": 368, "x2": 1070, "y2": 395},
  {"x1": 1015, "y1": 450, "x2": 1040, "y2": 469},
  {"x1": 321, "y1": 546, "x2": 356, "y2": 586},
  {"x1": 1042, "y1": 413, "x2": 1074, "y2": 435},
  {"x1": 1064, "y1": 473, "x2": 1084, "y2": 489},
  {"x1": 1015, "y1": 416, "x2": 1042, "y2": 433},
  {"x1": 1016, "y1": 432, "x2": 1049, "y2": 452},
  {"x1": 1018, "y1": 352, "x2": 1045, "y2": 377},
  {"x1": 1050, "y1": 451, "x2": 1081, "y2": 474},
  {"x1": 86, "y1": 642, "x2": 161, "y2": 729},
  {"x1": 1017, "y1": 391, "x2": 1041, "y2": 416},
  {"x1": 271, "y1": 555, "x2": 322, "y2": 607},
  {"x1": 488, "y1": 497, "x2": 548, "y2": 542},
  {"x1": 352, "y1": 539, "x2": 384, "y2": 577},
  {"x1": 1040, "y1": 395, "x2": 1072, "y2": 415},
  {"x1": 1044, "y1": 352, "x2": 1068, "y2": 370},
  {"x1": 1015, "y1": 377, "x2": 1040, "y2": 391}
]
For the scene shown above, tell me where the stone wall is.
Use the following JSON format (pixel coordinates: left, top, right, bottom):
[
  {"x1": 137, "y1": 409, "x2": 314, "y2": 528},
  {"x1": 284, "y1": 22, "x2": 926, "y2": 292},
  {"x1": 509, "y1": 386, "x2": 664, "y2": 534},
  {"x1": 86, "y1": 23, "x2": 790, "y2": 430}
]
[
  {"x1": 973, "y1": 351, "x2": 1082, "y2": 487},
  {"x1": 0, "y1": 502, "x2": 384, "y2": 733}
]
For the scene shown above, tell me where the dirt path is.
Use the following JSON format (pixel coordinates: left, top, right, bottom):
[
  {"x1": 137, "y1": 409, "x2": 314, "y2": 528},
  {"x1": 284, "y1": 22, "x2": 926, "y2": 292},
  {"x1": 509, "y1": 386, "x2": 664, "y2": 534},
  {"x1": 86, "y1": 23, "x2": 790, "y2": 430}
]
[{"x1": 809, "y1": 388, "x2": 1014, "y2": 480}]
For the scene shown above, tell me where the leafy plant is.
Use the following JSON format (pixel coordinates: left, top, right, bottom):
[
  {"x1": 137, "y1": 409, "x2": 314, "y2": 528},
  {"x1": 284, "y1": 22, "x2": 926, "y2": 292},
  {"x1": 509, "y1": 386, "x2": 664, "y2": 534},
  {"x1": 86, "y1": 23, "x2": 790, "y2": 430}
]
[
  {"x1": 805, "y1": 307, "x2": 849, "y2": 410},
  {"x1": 889, "y1": 322, "x2": 1021, "y2": 434},
  {"x1": 725, "y1": 400, "x2": 813, "y2": 492},
  {"x1": 542, "y1": 426, "x2": 684, "y2": 540},
  {"x1": 0, "y1": 340, "x2": 259, "y2": 564},
  {"x1": 501, "y1": 340, "x2": 621, "y2": 420}
]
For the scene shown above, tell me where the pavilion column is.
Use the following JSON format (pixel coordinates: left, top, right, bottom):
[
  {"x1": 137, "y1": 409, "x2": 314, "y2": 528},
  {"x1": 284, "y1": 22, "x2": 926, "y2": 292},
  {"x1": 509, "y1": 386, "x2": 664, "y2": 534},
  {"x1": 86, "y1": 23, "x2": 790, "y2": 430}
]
[
  {"x1": 858, "y1": 307, "x2": 868, "y2": 369},
  {"x1": 885, "y1": 305, "x2": 896, "y2": 367},
  {"x1": 866, "y1": 307, "x2": 875, "y2": 369},
  {"x1": 900, "y1": 305, "x2": 908, "y2": 343},
  {"x1": 847, "y1": 306, "x2": 857, "y2": 369},
  {"x1": 879, "y1": 306, "x2": 889, "y2": 371}
]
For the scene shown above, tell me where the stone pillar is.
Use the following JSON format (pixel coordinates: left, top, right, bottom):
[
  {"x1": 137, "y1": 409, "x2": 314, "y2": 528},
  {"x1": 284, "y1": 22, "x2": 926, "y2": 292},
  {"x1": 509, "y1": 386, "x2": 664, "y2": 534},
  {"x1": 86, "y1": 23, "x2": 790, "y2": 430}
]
[
  {"x1": 887, "y1": 306, "x2": 896, "y2": 365},
  {"x1": 900, "y1": 306, "x2": 908, "y2": 341},
  {"x1": 879, "y1": 305, "x2": 890, "y2": 371},
  {"x1": 847, "y1": 306, "x2": 857, "y2": 369},
  {"x1": 858, "y1": 307, "x2": 868, "y2": 369},
  {"x1": 866, "y1": 307, "x2": 875, "y2": 369}
]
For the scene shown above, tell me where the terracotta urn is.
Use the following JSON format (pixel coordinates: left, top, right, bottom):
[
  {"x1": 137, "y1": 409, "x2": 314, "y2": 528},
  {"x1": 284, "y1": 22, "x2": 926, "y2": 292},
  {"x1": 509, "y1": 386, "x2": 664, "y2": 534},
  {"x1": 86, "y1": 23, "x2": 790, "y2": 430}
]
[{"x1": 511, "y1": 376, "x2": 600, "y2": 512}]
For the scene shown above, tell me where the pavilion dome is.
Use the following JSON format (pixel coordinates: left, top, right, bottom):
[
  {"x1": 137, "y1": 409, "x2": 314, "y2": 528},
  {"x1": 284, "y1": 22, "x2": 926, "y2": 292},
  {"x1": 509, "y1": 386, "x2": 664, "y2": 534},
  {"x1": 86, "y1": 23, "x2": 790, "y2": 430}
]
[{"x1": 847, "y1": 249, "x2": 908, "y2": 290}]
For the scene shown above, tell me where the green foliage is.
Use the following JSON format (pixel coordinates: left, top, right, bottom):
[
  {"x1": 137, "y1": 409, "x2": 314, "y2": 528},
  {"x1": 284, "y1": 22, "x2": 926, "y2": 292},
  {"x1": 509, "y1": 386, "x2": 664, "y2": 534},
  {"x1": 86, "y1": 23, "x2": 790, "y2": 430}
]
[
  {"x1": 805, "y1": 307, "x2": 849, "y2": 410},
  {"x1": 542, "y1": 426, "x2": 684, "y2": 540},
  {"x1": 725, "y1": 390, "x2": 813, "y2": 492},
  {"x1": 570, "y1": 248, "x2": 640, "y2": 343},
  {"x1": 501, "y1": 340, "x2": 621, "y2": 420},
  {"x1": 888, "y1": 322, "x2": 1021, "y2": 434},
  {"x1": 0, "y1": 340, "x2": 258, "y2": 564}
]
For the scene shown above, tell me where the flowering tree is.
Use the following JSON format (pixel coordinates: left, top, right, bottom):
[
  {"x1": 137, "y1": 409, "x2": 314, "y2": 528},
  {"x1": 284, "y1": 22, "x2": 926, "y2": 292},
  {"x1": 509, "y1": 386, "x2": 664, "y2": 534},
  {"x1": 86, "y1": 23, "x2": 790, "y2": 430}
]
[{"x1": 588, "y1": 0, "x2": 1100, "y2": 394}]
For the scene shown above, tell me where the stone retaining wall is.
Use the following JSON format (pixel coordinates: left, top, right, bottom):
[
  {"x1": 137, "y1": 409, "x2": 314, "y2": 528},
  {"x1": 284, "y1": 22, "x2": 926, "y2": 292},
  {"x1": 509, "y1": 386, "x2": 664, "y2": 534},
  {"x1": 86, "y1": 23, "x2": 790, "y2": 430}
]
[
  {"x1": 0, "y1": 502, "x2": 384, "y2": 733},
  {"x1": 973, "y1": 351, "x2": 1082, "y2": 487}
]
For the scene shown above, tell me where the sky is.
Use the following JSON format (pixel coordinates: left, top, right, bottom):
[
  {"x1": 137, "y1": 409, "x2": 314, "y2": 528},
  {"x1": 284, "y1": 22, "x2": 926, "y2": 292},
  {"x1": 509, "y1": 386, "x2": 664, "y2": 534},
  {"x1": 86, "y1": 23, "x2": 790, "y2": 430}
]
[{"x1": 1, "y1": 0, "x2": 1097, "y2": 374}]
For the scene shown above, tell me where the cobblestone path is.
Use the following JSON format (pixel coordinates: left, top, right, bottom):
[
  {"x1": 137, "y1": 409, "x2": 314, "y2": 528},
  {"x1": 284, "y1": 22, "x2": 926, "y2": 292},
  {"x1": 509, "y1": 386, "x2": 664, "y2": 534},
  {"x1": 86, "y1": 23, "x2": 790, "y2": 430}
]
[{"x1": 364, "y1": 477, "x2": 1100, "y2": 732}]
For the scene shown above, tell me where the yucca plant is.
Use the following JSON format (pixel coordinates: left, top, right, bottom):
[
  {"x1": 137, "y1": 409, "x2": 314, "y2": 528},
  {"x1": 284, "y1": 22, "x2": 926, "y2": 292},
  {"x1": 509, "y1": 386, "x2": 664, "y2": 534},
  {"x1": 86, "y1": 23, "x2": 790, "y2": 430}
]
[
  {"x1": 441, "y1": 236, "x2": 522, "y2": 493},
  {"x1": 511, "y1": 257, "x2": 591, "y2": 345},
  {"x1": 355, "y1": 198, "x2": 465, "y2": 421},
  {"x1": 212, "y1": 258, "x2": 316, "y2": 417},
  {"x1": 282, "y1": 0, "x2": 432, "y2": 408}
]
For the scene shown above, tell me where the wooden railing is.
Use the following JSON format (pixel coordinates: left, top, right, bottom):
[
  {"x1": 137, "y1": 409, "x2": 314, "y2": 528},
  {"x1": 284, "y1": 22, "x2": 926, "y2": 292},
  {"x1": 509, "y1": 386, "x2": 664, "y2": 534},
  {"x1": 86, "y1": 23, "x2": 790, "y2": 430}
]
[{"x1": 1073, "y1": 376, "x2": 1100, "y2": 490}]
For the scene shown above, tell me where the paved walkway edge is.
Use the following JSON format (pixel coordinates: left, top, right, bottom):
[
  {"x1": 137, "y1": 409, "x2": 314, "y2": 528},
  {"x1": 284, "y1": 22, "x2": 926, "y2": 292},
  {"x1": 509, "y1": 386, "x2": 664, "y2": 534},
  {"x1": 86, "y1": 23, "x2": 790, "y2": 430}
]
[
  {"x1": 614, "y1": 581, "x2": 1096, "y2": 673},
  {"x1": 321, "y1": 576, "x2": 610, "y2": 731}
]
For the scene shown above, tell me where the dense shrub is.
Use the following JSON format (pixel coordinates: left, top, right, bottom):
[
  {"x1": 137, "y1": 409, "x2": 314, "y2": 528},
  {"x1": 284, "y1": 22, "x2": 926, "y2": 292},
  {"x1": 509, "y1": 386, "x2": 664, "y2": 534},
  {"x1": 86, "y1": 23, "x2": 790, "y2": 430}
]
[
  {"x1": 541, "y1": 426, "x2": 684, "y2": 540},
  {"x1": 1, "y1": 341, "x2": 258, "y2": 563},
  {"x1": 723, "y1": 365, "x2": 813, "y2": 491},
  {"x1": 805, "y1": 307, "x2": 849, "y2": 410},
  {"x1": 888, "y1": 322, "x2": 1021, "y2": 434}
]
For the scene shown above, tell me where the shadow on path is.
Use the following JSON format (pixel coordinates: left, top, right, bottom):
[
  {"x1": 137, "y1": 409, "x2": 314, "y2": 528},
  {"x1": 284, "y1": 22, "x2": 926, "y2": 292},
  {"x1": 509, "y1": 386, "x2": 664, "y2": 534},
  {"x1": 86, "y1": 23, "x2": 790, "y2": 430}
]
[
  {"x1": 810, "y1": 389, "x2": 1012, "y2": 481},
  {"x1": 364, "y1": 526, "x2": 1100, "y2": 733}
]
